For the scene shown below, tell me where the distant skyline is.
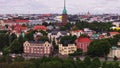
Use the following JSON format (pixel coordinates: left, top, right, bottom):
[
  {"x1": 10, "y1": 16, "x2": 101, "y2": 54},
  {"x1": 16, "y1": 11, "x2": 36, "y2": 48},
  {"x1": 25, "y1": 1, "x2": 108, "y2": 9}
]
[{"x1": 0, "y1": 0, "x2": 120, "y2": 14}]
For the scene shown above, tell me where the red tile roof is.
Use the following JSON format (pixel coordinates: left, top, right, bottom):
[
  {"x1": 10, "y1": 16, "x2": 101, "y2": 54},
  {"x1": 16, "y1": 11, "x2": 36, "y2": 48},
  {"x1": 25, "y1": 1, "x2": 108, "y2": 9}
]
[
  {"x1": 15, "y1": 20, "x2": 29, "y2": 23},
  {"x1": 73, "y1": 30, "x2": 83, "y2": 32},
  {"x1": 13, "y1": 24, "x2": 27, "y2": 33},
  {"x1": 3, "y1": 20, "x2": 15, "y2": 23},
  {"x1": 82, "y1": 15, "x2": 89, "y2": 18},
  {"x1": 33, "y1": 25, "x2": 47, "y2": 31},
  {"x1": 109, "y1": 32, "x2": 119, "y2": 35},
  {"x1": 75, "y1": 37, "x2": 91, "y2": 43}
]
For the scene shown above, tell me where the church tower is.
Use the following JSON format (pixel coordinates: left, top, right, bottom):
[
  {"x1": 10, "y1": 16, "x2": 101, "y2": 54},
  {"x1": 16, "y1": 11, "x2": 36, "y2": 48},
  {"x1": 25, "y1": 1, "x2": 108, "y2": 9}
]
[{"x1": 62, "y1": 0, "x2": 68, "y2": 25}]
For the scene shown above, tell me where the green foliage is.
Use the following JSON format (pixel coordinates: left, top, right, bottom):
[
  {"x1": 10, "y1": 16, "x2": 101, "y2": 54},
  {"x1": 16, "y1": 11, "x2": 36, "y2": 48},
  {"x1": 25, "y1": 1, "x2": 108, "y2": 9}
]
[
  {"x1": 113, "y1": 56, "x2": 118, "y2": 61},
  {"x1": 87, "y1": 39, "x2": 111, "y2": 57},
  {"x1": 0, "y1": 55, "x2": 12, "y2": 63},
  {"x1": 0, "y1": 30, "x2": 8, "y2": 33},
  {"x1": 40, "y1": 36, "x2": 49, "y2": 41},
  {"x1": 0, "y1": 56, "x2": 120, "y2": 68},
  {"x1": 14, "y1": 56, "x2": 25, "y2": 62},
  {"x1": 69, "y1": 49, "x2": 83, "y2": 56},
  {"x1": 9, "y1": 33, "x2": 17, "y2": 44},
  {"x1": 0, "y1": 33, "x2": 10, "y2": 51},
  {"x1": 83, "y1": 56, "x2": 91, "y2": 66},
  {"x1": 25, "y1": 30, "x2": 34, "y2": 41},
  {"x1": 40, "y1": 30, "x2": 48, "y2": 36},
  {"x1": 9, "y1": 34, "x2": 26, "y2": 53},
  {"x1": 80, "y1": 34, "x2": 88, "y2": 37},
  {"x1": 60, "y1": 23, "x2": 74, "y2": 31},
  {"x1": 91, "y1": 57, "x2": 101, "y2": 68},
  {"x1": 52, "y1": 40, "x2": 58, "y2": 53},
  {"x1": 74, "y1": 21, "x2": 113, "y2": 32},
  {"x1": 9, "y1": 39, "x2": 20, "y2": 53}
]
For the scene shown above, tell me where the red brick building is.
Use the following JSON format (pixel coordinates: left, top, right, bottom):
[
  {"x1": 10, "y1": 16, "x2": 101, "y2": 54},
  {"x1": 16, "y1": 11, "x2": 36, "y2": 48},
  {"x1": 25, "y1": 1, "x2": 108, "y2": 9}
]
[
  {"x1": 23, "y1": 41, "x2": 53, "y2": 58},
  {"x1": 62, "y1": 0, "x2": 68, "y2": 25},
  {"x1": 75, "y1": 37, "x2": 91, "y2": 52}
]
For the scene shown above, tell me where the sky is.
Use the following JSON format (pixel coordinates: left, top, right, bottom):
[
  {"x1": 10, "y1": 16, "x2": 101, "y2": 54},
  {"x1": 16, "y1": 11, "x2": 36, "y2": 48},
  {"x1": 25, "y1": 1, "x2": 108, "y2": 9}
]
[{"x1": 0, "y1": 0, "x2": 120, "y2": 14}]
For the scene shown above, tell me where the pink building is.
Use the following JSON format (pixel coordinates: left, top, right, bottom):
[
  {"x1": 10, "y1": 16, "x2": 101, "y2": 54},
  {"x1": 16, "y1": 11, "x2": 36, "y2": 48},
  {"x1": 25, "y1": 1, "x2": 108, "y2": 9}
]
[
  {"x1": 23, "y1": 41, "x2": 53, "y2": 58},
  {"x1": 75, "y1": 37, "x2": 91, "y2": 52}
]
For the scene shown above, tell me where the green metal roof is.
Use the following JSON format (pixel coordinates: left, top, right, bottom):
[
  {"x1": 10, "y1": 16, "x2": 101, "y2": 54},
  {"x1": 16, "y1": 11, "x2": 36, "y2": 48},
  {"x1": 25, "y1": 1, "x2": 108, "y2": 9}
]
[
  {"x1": 62, "y1": 0, "x2": 67, "y2": 14},
  {"x1": 62, "y1": 8, "x2": 67, "y2": 14}
]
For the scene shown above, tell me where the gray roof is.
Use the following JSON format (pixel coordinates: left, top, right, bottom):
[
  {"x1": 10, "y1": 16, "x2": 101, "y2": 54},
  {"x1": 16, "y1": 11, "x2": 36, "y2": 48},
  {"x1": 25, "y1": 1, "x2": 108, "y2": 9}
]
[
  {"x1": 28, "y1": 41, "x2": 46, "y2": 44},
  {"x1": 50, "y1": 31, "x2": 69, "y2": 35}
]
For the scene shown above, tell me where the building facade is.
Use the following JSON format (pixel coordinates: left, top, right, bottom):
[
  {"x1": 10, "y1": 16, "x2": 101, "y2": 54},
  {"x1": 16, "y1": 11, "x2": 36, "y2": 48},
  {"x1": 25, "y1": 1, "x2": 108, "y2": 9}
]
[
  {"x1": 71, "y1": 30, "x2": 84, "y2": 38},
  {"x1": 59, "y1": 44, "x2": 77, "y2": 55},
  {"x1": 23, "y1": 41, "x2": 53, "y2": 58},
  {"x1": 108, "y1": 46, "x2": 120, "y2": 58},
  {"x1": 75, "y1": 37, "x2": 91, "y2": 52}
]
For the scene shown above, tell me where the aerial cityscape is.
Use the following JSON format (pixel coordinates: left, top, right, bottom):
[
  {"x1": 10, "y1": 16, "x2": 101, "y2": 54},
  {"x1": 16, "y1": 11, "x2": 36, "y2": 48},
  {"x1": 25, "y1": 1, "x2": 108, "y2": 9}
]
[{"x1": 0, "y1": 0, "x2": 120, "y2": 68}]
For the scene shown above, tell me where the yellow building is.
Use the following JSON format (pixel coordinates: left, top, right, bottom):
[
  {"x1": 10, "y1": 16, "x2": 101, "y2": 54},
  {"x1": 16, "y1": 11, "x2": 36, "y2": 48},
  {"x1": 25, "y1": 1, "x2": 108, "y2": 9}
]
[{"x1": 59, "y1": 44, "x2": 77, "y2": 55}]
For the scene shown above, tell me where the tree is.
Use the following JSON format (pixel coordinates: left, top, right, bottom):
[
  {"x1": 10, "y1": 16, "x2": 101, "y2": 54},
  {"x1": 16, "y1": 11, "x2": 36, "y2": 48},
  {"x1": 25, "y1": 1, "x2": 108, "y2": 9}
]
[
  {"x1": 80, "y1": 34, "x2": 89, "y2": 37},
  {"x1": 40, "y1": 36, "x2": 49, "y2": 41},
  {"x1": 25, "y1": 30, "x2": 34, "y2": 41},
  {"x1": 102, "y1": 61, "x2": 107, "y2": 68},
  {"x1": 83, "y1": 56, "x2": 91, "y2": 66},
  {"x1": 74, "y1": 21, "x2": 113, "y2": 32},
  {"x1": 14, "y1": 56, "x2": 25, "y2": 62},
  {"x1": 17, "y1": 34, "x2": 26, "y2": 53},
  {"x1": 0, "y1": 55, "x2": 12, "y2": 63},
  {"x1": 9, "y1": 33, "x2": 17, "y2": 44},
  {"x1": 87, "y1": 39, "x2": 111, "y2": 57},
  {"x1": 64, "y1": 22, "x2": 73, "y2": 30},
  {"x1": 0, "y1": 33, "x2": 10, "y2": 51},
  {"x1": 9, "y1": 34, "x2": 26, "y2": 54},
  {"x1": 113, "y1": 56, "x2": 118, "y2": 61},
  {"x1": 40, "y1": 30, "x2": 48, "y2": 36},
  {"x1": 9, "y1": 39, "x2": 20, "y2": 53},
  {"x1": 113, "y1": 34, "x2": 120, "y2": 46},
  {"x1": 52, "y1": 39, "x2": 58, "y2": 53},
  {"x1": 0, "y1": 30, "x2": 8, "y2": 33},
  {"x1": 89, "y1": 57, "x2": 101, "y2": 68},
  {"x1": 114, "y1": 62, "x2": 120, "y2": 68},
  {"x1": 69, "y1": 49, "x2": 82, "y2": 56}
]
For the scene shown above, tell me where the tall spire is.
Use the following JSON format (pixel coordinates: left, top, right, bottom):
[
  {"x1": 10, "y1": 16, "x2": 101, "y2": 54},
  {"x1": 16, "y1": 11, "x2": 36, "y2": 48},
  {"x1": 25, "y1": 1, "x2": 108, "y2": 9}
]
[
  {"x1": 62, "y1": 0, "x2": 67, "y2": 14},
  {"x1": 64, "y1": 0, "x2": 66, "y2": 9}
]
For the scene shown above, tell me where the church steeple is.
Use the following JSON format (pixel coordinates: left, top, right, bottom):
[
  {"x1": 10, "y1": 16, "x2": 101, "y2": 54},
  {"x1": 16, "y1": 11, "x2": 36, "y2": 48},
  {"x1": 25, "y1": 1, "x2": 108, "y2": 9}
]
[
  {"x1": 62, "y1": 0, "x2": 67, "y2": 14},
  {"x1": 62, "y1": 0, "x2": 68, "y2": 26}
]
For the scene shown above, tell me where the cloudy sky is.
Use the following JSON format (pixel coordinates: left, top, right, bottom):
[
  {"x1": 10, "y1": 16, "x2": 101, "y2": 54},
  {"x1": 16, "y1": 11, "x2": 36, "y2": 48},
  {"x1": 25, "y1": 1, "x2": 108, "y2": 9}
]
[{"x1": 0, "y1": 0, "x2": 120, "y2": 14}]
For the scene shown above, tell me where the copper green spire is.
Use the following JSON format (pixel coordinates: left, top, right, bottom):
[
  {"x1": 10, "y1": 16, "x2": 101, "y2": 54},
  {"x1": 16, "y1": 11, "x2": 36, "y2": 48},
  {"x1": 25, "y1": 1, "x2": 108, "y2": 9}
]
[{"x1": 62, "y1": 0, "x2": 67, "y2": 14}]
